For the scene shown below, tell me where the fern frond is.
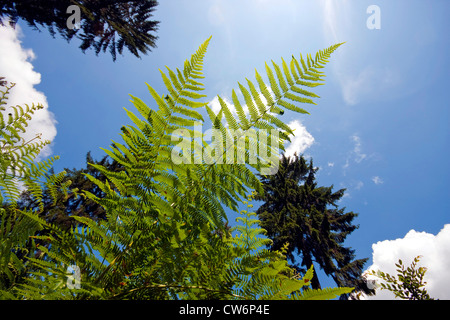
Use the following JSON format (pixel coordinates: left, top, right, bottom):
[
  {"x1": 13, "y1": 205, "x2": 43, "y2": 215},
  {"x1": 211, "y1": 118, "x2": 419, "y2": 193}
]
[
  {"x1": 6, "y1": 39, "x2": 344, "y2": 300},
  {"x1": 294, "y1": 286, "x2": 354, "y2": 300}
]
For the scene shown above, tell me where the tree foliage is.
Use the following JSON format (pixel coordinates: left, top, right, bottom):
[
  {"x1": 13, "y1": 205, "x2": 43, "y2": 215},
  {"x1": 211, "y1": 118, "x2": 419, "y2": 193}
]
[
  {"x1": 14, "y1": 152, "x2": 122, "y2": 231},
  {"x1": 366, "y1": 256, "x2": 435, "y2": 300},
  {"x1": 0, "y1": 0, "x2": 159, "y2": 61},
  {"x1": 0, "y1": 80, "x2": 68, "y2": 297},
  {"x1": 0, "y1": 38, "x2": 352, "y2": 300},
  {"x1": 255, "y1": 153, "x2": 372, "y2": 298}
]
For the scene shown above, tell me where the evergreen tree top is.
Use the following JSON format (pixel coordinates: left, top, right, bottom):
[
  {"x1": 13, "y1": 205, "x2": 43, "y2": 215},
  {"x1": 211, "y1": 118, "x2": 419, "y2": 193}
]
[{"x1": 0, "y1": 0, "x2": 160, "y2": 61}]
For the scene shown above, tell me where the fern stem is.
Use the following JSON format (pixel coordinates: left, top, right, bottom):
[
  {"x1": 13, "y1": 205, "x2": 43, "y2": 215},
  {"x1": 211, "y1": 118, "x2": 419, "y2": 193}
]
[{"x1": 1, "y1": 134, "x2": 43, "y2": 155}]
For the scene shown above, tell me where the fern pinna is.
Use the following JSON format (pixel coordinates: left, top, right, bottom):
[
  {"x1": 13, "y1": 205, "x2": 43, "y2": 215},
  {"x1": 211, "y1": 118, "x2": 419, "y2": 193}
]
[
  {"x1": 0, "y1": 81, "x2": 70, "y2": 298},
  {"x1": 3, "y1": 37, "x2": 352, "y2": 299}
]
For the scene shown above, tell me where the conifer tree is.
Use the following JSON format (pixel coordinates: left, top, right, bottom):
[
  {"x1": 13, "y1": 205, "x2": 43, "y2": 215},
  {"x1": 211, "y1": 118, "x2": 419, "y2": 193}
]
[
  {"x1": 0, "y1": 0, "x2": 159, "y2": 61},
  {"x1": 255, "y1": 153, "x2": 373, "y2": 298}
]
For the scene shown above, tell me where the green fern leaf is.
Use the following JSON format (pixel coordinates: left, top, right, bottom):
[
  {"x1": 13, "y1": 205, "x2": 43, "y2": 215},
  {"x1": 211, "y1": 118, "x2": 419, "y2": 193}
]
[{"x1": 296, "y1": 287, "x2": 354, "y2": 300}]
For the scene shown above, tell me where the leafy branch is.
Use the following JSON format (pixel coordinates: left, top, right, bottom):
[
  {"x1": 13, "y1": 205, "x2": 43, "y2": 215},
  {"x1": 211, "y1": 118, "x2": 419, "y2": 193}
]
[{"x1": 368, "y1": 255, "x2": 435, "y2": 300}]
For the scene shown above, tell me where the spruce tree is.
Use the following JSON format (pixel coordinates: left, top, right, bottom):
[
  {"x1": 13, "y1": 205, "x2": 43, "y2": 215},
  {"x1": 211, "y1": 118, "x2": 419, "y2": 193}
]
[
  {"x1": 255, "y1": 153, "x2": 373, "y2": 298},
  {"x1": 0, "y1": 0, "x2": 159, "y2": 61}
]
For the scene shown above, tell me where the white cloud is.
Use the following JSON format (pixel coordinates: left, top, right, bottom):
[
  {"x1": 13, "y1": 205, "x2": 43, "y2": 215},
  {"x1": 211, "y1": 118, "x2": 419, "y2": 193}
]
[
  {"x1": 372, "y1": 176, "x2": 383, "y2": 185},
  {"x1": 327, "y1": 162, "x2": 334, "y2": 167},
  {"x1": 351, "y1": 134, "x2": 366, "y2": 163},
  {"x1": 360, "y1": 225, "x2": 450, "y2": 300},
  {"x1": 284, "y1": 120, "x2": 314, "y2": 158},
  {"x1": 0, "y1": 23, "x2": 57, "y2": 159},
  {"x1": 342, "y1": 134, "x2": 367, "y2": 173}
]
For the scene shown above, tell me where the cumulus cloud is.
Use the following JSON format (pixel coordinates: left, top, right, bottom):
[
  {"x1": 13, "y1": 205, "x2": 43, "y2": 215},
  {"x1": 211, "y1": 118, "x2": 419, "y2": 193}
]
[
  {"x1": 360, "y1": 225, "x2": 450, "y2": 300},
  {"x1": 0, "y1": 23, "x2": 57, "y2": 158},
  {"x1": 283, "y1": 120, "x2": 314, "y2": 158}
]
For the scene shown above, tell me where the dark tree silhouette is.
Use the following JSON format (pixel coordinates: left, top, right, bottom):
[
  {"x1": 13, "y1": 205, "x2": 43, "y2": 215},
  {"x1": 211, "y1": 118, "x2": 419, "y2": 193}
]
[
  {"x1": 0, "y1": 0, "x2": 159, "y2": 60},
  {"x1": 255, "y1": 153, "x2": 374, "y2": 298}
]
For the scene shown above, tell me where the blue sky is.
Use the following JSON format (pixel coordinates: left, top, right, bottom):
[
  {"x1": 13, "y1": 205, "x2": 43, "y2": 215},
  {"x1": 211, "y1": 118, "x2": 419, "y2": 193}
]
[{"x1": 1, "y1": 0, "x2": 449, "y2": 298}]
